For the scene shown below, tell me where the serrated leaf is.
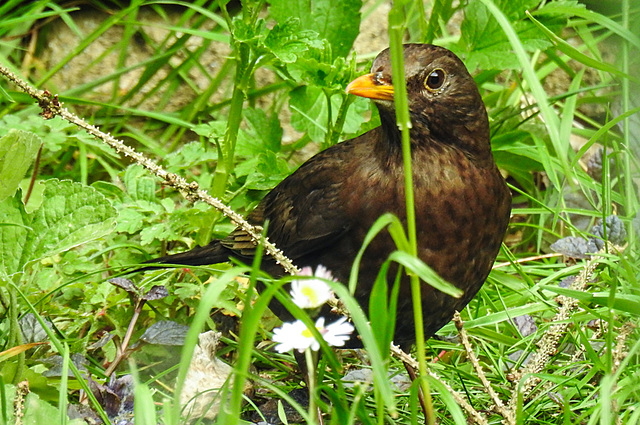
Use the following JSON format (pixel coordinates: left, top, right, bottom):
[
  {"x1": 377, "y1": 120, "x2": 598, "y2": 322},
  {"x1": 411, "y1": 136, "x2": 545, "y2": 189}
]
[
  {"x1": 165, "y1": 141, "x2": 219, "y2": 170},
  {"x1": 124, "y1": 164, "x2": 156, "y2": 202},
  {"x1": 109, "y1": 277, "x2": 139, "y2": 294},
  {"x1": 42, "y1": 353, "x2": 88, "y2": 377},
  {"x1": 236, "y1": 152, "x2": 291, "y2": 191},
  {"x1": 142, "y1": 285, "x2": 169, "y2": 301},
  {"x1": 0, "y1": 129, "x2": 41, "y2": 201},
  {"x1": 269, "y1": 0, "x2": 362, "y2": 59},
  {"x1": 139, "y1": 321, "x2": 189, "y2": 346},
  {"x1": 264, "y1": 18, "x2": 321, "y2": 63},
  {"x1": 114, "y1": 208, "x2": 147, "y2": 233},
  {"x1": 0, "y1": 192, "x2": 31, "y2": 276},
  {"x1": 16, "y1": 179, "x2": 117, "y2": 271},
  {"x1": 455, "y1": 0, "x2": 559, "y2": 70},
  {"x1": 243, "y1": 108, "x2": 283, "y2": 153},
  {"x1": 140, "y1": 222, "x2": 179, "y2": 246},
  {"x1": 19, "y1": 313, "x2": 53, "y2": 343},
  {"x1": 289, "y1": 86, "x2": 340, "y2": 142}
]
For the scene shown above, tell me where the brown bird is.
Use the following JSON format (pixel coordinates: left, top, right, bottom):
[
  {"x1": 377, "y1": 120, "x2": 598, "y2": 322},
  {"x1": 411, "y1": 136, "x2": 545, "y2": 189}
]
[{"x1": 144, "y1": 43, "x2": 511, "y2": 350}]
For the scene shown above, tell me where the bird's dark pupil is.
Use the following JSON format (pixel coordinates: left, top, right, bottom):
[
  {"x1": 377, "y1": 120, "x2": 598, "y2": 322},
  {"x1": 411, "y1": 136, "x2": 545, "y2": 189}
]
[{"x1": 427, "y1": 69, "x2": 444, "y2": 89}]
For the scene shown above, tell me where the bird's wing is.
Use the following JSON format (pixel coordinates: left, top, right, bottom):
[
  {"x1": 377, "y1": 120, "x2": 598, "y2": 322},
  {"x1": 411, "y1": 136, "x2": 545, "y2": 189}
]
[{"x1": 220, "y1": 147, "x2": 352, "y2": 260}]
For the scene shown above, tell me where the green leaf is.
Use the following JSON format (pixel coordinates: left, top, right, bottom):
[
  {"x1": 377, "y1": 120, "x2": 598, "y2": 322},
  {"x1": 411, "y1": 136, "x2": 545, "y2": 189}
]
[
  {"x1": 243, "y1": 108, "x2": 283, "y2": 153},
  {"x1": 0, "y1": 129, "x2": 41, "y2": 201},
  {"x1": 289, "y1": 86, "x2": 367, "y2": 143},
  {"x1": 269, "y1": 0, "x2": 362, "y2": 59},
  {"x1": 527, "y1": 11, "x2": 634, "y2": 80},
  {"x1": 533, "y1": 0, "x2": 640, "y2": 50},
  {"x1": 0, "y1": 192, "x2": 31, "y2": 276},
  {"x1": 387, "y1": 251, "x2": 463, "y2": 298},
  {"x1": 289, "y1": 85, "x2": 329, "y2": 142},
  {"x1": 124, "y1": 164, "x2": 156, "y2": 202},
  {"x1": 22, "y1": 179, "x2": 117, "y2": 267},
  {"x1": 455, "y1": 0, "x2": 559, "y2": 70},
  {"x1": 0, "y1": 179, "x2": 117, "y2": 275},
  {"x1": 368, "y1": 262, "x2": 399, "y2": 357},
  {"x1": 263, "y1": 17, "x2": 322, "y2": 63},
  {"x1": 23, "y1": 392, "x2": 64, "y2": 425},
  {"x1": 542, "y1": 285, "x2": 640, "y2": 315},
  {"x1": 236, "y1": 152, "x2": 291, "y2": 191},
  {"x1": 164, "y1": 141, "x2": 219, "y2": 171}
]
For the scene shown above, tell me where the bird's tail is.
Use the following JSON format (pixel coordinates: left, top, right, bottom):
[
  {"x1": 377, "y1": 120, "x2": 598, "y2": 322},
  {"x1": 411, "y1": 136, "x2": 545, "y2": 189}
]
[{"x1": 139, "y1": 242, "x2": 229, "y2": 271}]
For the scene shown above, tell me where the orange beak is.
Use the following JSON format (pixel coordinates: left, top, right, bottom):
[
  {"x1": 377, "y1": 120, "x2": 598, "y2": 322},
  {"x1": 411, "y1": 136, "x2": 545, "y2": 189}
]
[{"x1": 345, "y1": 73, "x2": 394, "y2": 101}]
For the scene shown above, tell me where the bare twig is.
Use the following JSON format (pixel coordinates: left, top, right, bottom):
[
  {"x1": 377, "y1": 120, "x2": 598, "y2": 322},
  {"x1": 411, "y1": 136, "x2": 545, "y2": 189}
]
[
  {"x1": 0, "y1": 64, "x2": 299, "y2": 276},
  {"x1": 453, "y1": 312, "x2": 515, "y2": 424},
  {"x1": 493, "y1": 253, "x2": 562, "y2": 269},
  {"x1": 390, "y1": 343, "x2": 489, "y2": 425}
]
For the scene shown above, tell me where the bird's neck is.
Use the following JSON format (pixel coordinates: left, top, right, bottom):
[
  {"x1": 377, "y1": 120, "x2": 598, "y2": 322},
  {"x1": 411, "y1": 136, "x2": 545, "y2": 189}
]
[
  {"x1": 377, "y1": 107, "x2": 493, "y2": 165},
  {"x1": 378, "y1": 108, "x2": 403, "y2": 150}
]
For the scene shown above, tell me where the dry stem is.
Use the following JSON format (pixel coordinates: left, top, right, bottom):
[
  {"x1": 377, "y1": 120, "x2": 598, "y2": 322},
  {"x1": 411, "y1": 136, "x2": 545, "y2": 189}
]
[
  {"x1": 390, "y1": 343, "x2": 489, "y2": 424},
  {"x1": 0, "y1": 64, "x2": 299, "y2": 276},
  {"x1": 453, "y1": 312, "x2": 515, "y2": 424}
]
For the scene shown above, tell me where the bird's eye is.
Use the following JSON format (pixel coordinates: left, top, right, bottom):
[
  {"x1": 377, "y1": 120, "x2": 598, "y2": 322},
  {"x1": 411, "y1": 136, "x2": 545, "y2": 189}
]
[{"x1": 425, "y1": 68, "x2": 446, "y2": 91}]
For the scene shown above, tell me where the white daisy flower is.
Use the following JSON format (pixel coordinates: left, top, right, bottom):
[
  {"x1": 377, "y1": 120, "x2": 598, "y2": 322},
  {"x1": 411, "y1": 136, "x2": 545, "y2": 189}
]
[
  {"x1": 290, "y1": 265, "x2": 335, "y2": 309},
  {"x1": 322, "y1": 317, "x2": 355, "y2": 348},
  {"x1": 272, "y1": 316, "x2": 355, "y2": 353},
  {"x1": 272, "y1": 320, "x2": 314, "y2": 353}
]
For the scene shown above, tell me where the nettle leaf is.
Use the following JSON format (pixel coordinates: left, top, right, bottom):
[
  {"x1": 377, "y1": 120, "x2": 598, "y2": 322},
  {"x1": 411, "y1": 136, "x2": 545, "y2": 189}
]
[
  {"x1": 289, "y1": 85, "x2": 369, "y2": 143},
  {"x1": 0, "y1": 182, "x2": 116, "y2": 276},
  {"x1": 231, "y1": 17, "x2": 267, "y2": 45},
  {"x1": 0, "y1": 193, "x2": 30, "y2": 276},
  {"x1": 264, "y1": 18, "x2": 322, "y2": 63},
  {"x1": 115, "y1": 208, "x2": 148, "y2": 234},
  {"x1": 269, "y1": 0, "x2": 362, "y2": 59},
  {"x1": 455, "y1": 0, "x2": 561, "y2": 70},
  {"x1": 289, "y1": 86, "x2": 331, "y2": 142},
  {"x1": 0, "y1": 179, "x2": 117, "y2": 275},
  {"x1": 236, "y1": 151, "x2": 291, "y2": 191},
  {"x1": 164, "y1": 141, "x2": 219, "y2": 170},
  {"x1": 123, "y1": 164, "x2": 156, "y2": 202},
  {"x1": 109, "y1": 277, "x2": 139, "y2": 295},
  {"x1": 244, "y1": 108, "x2": 283, "y2": 153},
  {"x1": 0, "y1": 129, "x2": 41, "y2": 201},
  {"x1": 139, "y1": 321, "x2": 189, "y2": 346},
  {"x1": 140, "y1": 221, "x2": 181, "y2": 246},
  {"x1": 286, "y1": 50, "x2": 355, "y2": 88},
  {"x1": 23, "y1": 179, "x2": 117, "y2": 265}
]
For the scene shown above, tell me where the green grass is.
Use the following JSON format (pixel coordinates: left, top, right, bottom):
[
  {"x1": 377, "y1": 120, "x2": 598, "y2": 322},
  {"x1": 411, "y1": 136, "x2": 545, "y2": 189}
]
[{"x1": 0, "y1": 0, "x2": 638, "y2": 424}]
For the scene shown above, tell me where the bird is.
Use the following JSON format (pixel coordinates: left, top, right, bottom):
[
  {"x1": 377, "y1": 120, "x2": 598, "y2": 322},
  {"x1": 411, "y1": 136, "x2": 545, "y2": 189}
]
[{"x1": 143, "y1": 43, "x2": 511, "y2": 351}]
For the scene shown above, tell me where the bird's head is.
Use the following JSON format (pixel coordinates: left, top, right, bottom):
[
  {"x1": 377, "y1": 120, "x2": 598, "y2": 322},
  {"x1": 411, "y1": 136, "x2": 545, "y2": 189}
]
[{"x1": 346, "y1": 44, "x2": 491, "y2": 158}]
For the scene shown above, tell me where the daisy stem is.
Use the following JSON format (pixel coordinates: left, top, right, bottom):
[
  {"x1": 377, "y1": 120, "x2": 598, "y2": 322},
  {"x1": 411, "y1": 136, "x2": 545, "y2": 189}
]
[{"x1": 305, "y1": 348, "x2": 318, "y2": 425}]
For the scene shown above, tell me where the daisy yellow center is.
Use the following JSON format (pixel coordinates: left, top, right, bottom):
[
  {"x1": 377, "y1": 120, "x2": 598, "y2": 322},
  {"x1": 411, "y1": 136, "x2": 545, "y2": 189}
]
[
  {"x1": 302, "y1": 326, "x2": 325, "y2": 338},
  {"x1": 301, "y1": 286, "x2": 318, "y2": 304}
]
